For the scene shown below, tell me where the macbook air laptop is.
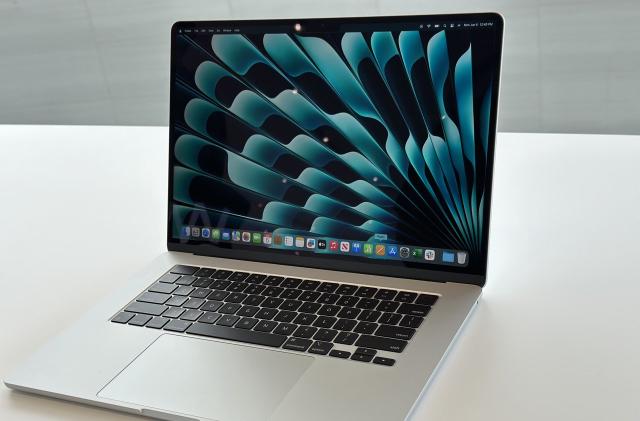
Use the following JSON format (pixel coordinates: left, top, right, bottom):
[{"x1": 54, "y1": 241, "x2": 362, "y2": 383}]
[{"x1": 4, "y1": 12, "x2": 503, "y2": 421}]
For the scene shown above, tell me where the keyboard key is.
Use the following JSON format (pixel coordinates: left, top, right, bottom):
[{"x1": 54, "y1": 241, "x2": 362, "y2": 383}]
[
  {"x1": 281, "y1": 277, "x2": 302, "y2": 288},
  {"x1": 244, "y1": 285, "x2": 266, "y2": 295},
  {"x1": 165, "y1": 295, "x2": 188, "y2": 307},
  {"x1": 245, "y1": 273, "x2": 267, "y2": 284},
  {"x1": 111, "y1": 312, "x2": 134, "y2": 324},
  {"x1": 163, "y1": 319, "x2": 192, "y2": 332},
  {"x1": 395, "y1": 291, "x2": 417, "y2": 303},
  {"x1": 335, "y1": 284, "x2": 358, "y2": 295},
  {"x1": 318, "y1": 305, "x2": 340, "y2": 317},
  {"x1": 298, "y1": 302, "x2": 321, "y2": 314},
  {"x1": 336, "y1": 296, "x2": 359, "y2": 307},
  {"x1": 355, "y1": 347, "x2": 377, "y2": 356},
  {"x1": 293, "y1": 313, "x2": 317, "y2": 325},
  {"x1": 334, "y1": 319, "x2": 357, "y2": 331},
  {"x1": 146, "y1": 316, "x2": 170, "y2": 329},
  {"x1": 351, "y1": 353, "x2": 374, "y2": 363},
  {"x1": 354, "y1": 321, "x2": 377, "y2": 335},
  {"x1": 225, "y1": 292, "x2": 248, "y2": 303},
  {"x1": 299, "y1": 280, "x2": 320, "y2": 290},
  {"x1": 318, "y1": 293, "x2": 339, "y2": 305},
  {"x1": 283, "y1": 337, "x2": 312, "y2": 352},
  {"x1": 236, "y1": 317, "x2": 259, "y2": 330},
  {"x1": 317, "y1": 282, "x2": 338, "y2": 293},
  {"x1": 236, "y1": 305, "x2": 260, "y2": 317},
  {"x1": 356, "y1": 298, "x2": 379, "y2": 310},
  {"x1": 377, "y1": 300, "x2": 400, "y2": 313},
  {"x1": 189, "y1": 288, "x2": 210, "y2": 299},
  {"x1": 208, "y1": 290, "x2": 230, "y2": 301},
  {"x1": 255, "y1": 308, "x2": 278, "y2": 320},
  {"x1": 397, "y1": 303, "x2": 430, "y2": 317},
  {"x1": 129, "y1": 314, "x2": 152, "y2": 326},
  {"x1": 279, "y1": 299, "x2": 302, "y2": 311},
  {"x1": 170, "y1": 265, "x2": 199, "y2": 275},
  {"x1": 216, "y1": 315, "x2": 240, "y2": 327},
  {"x1": 183, "y1": 298, "x2": 205, "y2": 309},
  {"x1": 375, "y1": 324, "x2": 416, "y2": 340},
  {"x1": 274, "y1": 310, "x2": 297, "y2": 323},
  {"x1": 299, "y1": 291, "x2": 321, "y2": 302},
  {"x1": 372, "y1": 357, "x2": 396, "y2": 366},
  {"x1": 308, "y1": 341, "x2": 334, "y2": 355},
  {"x1": 193, "y1": 268, "x2": 216, "y2": 278},
  {"x1": 188, "y1": 323, "x2": 287, "y2": 348},
  {"x1": 226, "y1": 282, "x2": 248, "y2": 293},
  {"x1": 273, "y1": 323, "x2": 297, "y2": 336},
  {"x1": 254, "y1": 320, "x2": 278, "y2": 332},
  {"x1": 329, "y1": 350, "x2": 350, "y2": 359},
  {"x1": 162, "y1": 307, "x2": 185, "y2": 318},
  {"x1": 148, "y1": 282, "x2": 178, "y2": 294},
  {"x1": 379, "y1": 312, "x2": 402, "y2": 325},
  {"x1": 355, "y1": 286, "x2": 377, "y2": 298},
  {"x1": 313, "y1": 316, "x2": 337, "y2": 329},
  {"x1": 399, "y1": 315, "x2": 424, "y2": 328},
  {"x1": 280, "y1": 289, "x2": 302, "y2": 299},
  {"x1": 313, "y1": 328, "x2": 338, "y2": 342},
  {"x1": 137, "y1": 292, "x2": 171, "y2": 305},
  {"x1": 337, "y1": 307, "x2": 360, "y2": 319},
  {"x1": 293, "y1": 326, "x2": 317, "y2": 339},
  {"x1": 262, "y1": 287, "x2": 284, "y2": 297},
  {"x1": 218, "y1": 303, "x2": 242, "y2": 314},
  {"x1": 355, "y1": 335, "x2": 407, "y2": 353},
  {"x1": 334, "y1": 331, "x2": 358, "y2": 345},
  {"x1": 125, "y1": 302, "x2": 167, "y2": 316},
  {"x1": 210, "y1": 280, "x2": 231, "y2": 290},
  {"x1": 358, "y1": 310, "x2": 381, "y2": 322},
  {"x1": 198, "y1": 312, "x2": 221, "y2": 324},
  {"x1": 173, "y1": 286, "x2": 195, "y2": 296},
  {"x1": 416, "y1": 294, "x2": 439, "y2": 306},
  {"x1": 200, "y1": 300, "x2": 223, "y2": 312},
  {"x1": 180, "y1": 309, "x2": 203, "y2": 321},
  {"x1": 157, "y1": 273, "x2": 181, "y2": 284},
  {"x1": 262, "y1": 298, "x2": 284, "y2": 308},
  {"x1": 263, "y1": 275, "x2": 284, "y2": 286},
  {"x1": 175, "y1": 275, "x2": 197, "y2": 286},
  {"x1": 374, "y1": 289, "x2": 397, "y2": 301},
  {"x1": 228, "y1": 272, "x2": 250, "y2": 282},
  {"x1": 192, "y1": 277, "x2": 213, "y2": 288},
  {"x1": 211, "y1": 269, "x2": 233, "y2": 279}
]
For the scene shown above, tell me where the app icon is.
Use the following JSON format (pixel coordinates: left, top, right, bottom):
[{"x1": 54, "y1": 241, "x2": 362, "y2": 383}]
[
  {"x1": 306, "y1": 238, "x2": 316, "y2": 249},
  {"x1": 399, "y1": 246, "x2": 410, "y2": 258},
  {"x1": 340, "y1": 241, "x2": 350, "y2": 252},
  {"x1": 387, "y1": 245, "x2": 398, "y2": 256},
  {"x1": 352, "y1": 242, "x2": 362, "y2": 253},
  {"x1": 212, "y1": 229, "x2": 220, "y2": 240},
  {"x1": 295, "y1": 236, "x2": 305, "y2": 247},
  {"x1": 232, "y1": 231, "x2": 241, "y2": 241},
  {"x1": 274, "y1": 235, "x2": 283, "y2": 245},
  {"x1": 252, "y1": 232, "x2": 262, "y2": 244},
  {"x1": 284, "y1": 235, "x2": 294, "y2": 247},
  {"x1": 263, "y1": 233, "x2": 272, "y2": 245},
  {"x1": 424, "y1": 249, "x2": 435, "y2": 261},
  {"x1": 329, "y1": 240, "x2": 339, "y2": 251},
  {"x1": 201, "y1": 228, "x2": 211, "y2": 239},
  {"x1": 442, "y1": 251, "x2": 455, "y2": 263},
  {"x1": 457, "y1": 251, "x2": 467, "y2": 264},
  {"x1": 363, "y1": 243, "x2": 373, "y2": 255},
  {"x1": 317, "y1": 239, "x2": 327, "y2": 249},
  {"x1": 191, "y1": 227, "x2": 201, "y2": 238},
  {"x1": 411, "y1": 248, "x2": 423, "y2": 258},
  {"x1": 221, "y1": 230, "x2": 231, "y2": 241},
  {"x1": 242, "y1": 232, "x2": 251, "y2": 242},
  {"x1": 375, "y1": 244, "x2": 386, "y2": 256},
  {"x1": 180, "y1": 226, "x2": 191, "y2": 237}
]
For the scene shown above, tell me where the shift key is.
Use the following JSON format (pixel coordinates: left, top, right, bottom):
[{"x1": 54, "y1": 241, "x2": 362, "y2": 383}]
[{"x1": 355, "y1": 335, "x2": 407, "y2": 353}]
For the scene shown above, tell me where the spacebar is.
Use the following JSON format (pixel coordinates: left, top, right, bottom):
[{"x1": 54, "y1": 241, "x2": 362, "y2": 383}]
[{"x1": 186, "y1": 323, "x2": 287, "y2": 348}]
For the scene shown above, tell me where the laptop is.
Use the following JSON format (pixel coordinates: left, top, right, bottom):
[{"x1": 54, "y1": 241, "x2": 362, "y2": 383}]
[{"x1": 4, "y1": 13, "x2": 503, "y2": 421}]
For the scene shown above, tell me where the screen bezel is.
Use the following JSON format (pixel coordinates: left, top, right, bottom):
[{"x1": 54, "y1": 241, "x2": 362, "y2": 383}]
[{"x1": 167, "y1": 13, "x2": 504, "y2": 287}]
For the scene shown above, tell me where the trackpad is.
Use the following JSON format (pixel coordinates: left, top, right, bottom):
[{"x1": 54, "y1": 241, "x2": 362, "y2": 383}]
[{"x1": 99, "y1": 334, "x2": 313, "y2": 421}]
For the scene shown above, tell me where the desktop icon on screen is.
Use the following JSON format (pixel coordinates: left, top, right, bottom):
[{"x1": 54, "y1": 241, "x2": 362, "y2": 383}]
[
  {"x1": 284, "y1": 235, "x2": 294, "y2": 247},
  {"x1": 387, "y1": 245, "x2": 398, "y2": 257},
  {"x1": 263, "y1": 233, "x2": 272, "y2": 245},
  {"x1": 180, "y1": 226, "x2": 191, "y2": 237},
  {"x1": 232, "y1": 231, "x2": 241, "y2": 241},
  {"x1": 221, "y1": 230, "x2": 231, "y2": 241},
  {"x1": 252, "y1": 232, "x2": 262, "y2": 244},
  {"x1": 411, "y1": 248, "x2": 423, "y2": 258},
  {"x1": 317, "y1": 240, "x2": 327, "y2": 249},
  {"x1": 424, "y1": 249, "x2": 435, "y2": 261},
  {"x1": 201, "y1": 228, "x2": 211, "y2": 239},
  {"x1": 295, "y1": 236, "x2": 305, "y2": 248},
  {"x1": 442, "y1": 251, "x2": 455, "y2": 263},
  {"x1": 306, "y1": 238, "x2": 316, "y2": 249},
  {"x1": 375, "y1": 244, "x2": 386, "y2": 256},
  {"x1": 242, "y1": 232, "x2": 251, "y2": 242},
  {"x1": 363, "y1": 243, "x2": 373, "y2": 255},
  {"x1": 191, "y1": 227, "x2": 201, "y2": 238},
  {"x1": 329, "y1": 240, "x2": 339, "y2": 251},
  {"x1": 351, "y1": 242, "x2": 362, "y2": 253},
  {"x1": 399, "y1": 247, "x2": 410, "y2": 258},
  {"x1": 212, "y1": 229, "x2": 220, "y2": 240},
  {"x1": 274, "y1": 234, "x2": 283, "y2": 245},
  {"x1": 456, "y1": 251, "x2": 467, "y2": 264},
  {"x1": 340, "y1": 241, "x2": 350, "y2": 253}
]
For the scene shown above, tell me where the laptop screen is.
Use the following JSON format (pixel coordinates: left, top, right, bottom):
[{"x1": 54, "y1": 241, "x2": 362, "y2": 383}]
[{"x1": 168, "y1": 15, "x2": 502, "y2": 283}]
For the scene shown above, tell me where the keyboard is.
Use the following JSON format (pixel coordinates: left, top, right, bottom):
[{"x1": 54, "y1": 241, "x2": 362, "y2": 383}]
[{"x1": 111, "y1": 265, "x2": 438, "y2": 366}]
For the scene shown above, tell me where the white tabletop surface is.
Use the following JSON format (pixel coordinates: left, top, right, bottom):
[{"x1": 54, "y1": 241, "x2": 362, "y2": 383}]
[{"x1": 1, "y1": 125, "x2": 639, "y2": 421}]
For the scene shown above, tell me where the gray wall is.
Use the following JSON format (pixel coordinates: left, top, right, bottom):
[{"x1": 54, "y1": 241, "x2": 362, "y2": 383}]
[{"x1": 1, "y1": 0, "x2": 638, "y2": 134}]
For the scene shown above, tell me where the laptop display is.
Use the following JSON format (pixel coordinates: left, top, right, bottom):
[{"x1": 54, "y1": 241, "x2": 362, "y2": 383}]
[{"x1": 168, "y1": 16, "x2": 502, "y2": 281}]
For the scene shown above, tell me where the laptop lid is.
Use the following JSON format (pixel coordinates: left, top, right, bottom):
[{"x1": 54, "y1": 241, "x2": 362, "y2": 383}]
[{"x1": 167, "y1": 13, "x2": 503, "y2": 287}]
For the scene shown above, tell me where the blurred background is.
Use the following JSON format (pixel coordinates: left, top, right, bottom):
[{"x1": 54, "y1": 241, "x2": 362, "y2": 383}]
[{"x1": 0, "y1": 0, "x2": 638, "y2": 134}]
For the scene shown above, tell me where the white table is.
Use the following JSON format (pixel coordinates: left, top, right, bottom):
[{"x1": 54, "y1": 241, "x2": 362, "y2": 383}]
[{"x1": 1, "y1": 125, "x2": 639, "y2": 421}]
